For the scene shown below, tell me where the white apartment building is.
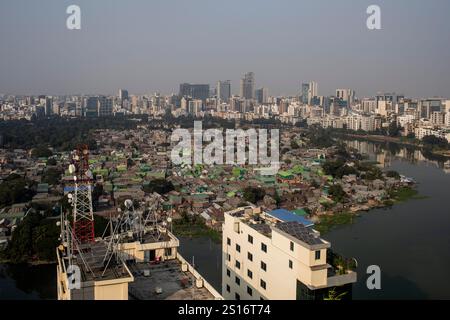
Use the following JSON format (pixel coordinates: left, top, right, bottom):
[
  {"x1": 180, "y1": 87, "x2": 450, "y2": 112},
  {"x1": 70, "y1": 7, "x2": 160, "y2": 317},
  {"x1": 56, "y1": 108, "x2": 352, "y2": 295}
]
[{"x1": 222, "y1": 207, "x2": 357, "y2": 300}]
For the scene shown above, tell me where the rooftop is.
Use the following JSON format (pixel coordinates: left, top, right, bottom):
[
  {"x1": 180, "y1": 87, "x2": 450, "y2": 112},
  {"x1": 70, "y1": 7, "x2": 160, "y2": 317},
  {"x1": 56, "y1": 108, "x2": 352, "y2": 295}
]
[
  {"x1": 275, "y1": 221, "x2": 325, "y2": 247},
  {"x1": 127, "y1": 260, "x2": 216, "y2": 300}
]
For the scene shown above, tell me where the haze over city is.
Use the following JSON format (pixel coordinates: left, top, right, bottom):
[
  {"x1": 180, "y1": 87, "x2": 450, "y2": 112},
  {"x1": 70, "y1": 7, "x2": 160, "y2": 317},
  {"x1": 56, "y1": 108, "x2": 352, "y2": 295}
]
[{"x1": 1, "y1": 0, "x2": 450, "y2": 97}]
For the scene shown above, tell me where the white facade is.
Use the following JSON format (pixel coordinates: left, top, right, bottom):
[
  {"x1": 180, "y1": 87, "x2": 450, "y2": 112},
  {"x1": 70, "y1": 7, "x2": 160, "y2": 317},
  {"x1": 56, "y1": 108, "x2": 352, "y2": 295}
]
[{"x1": 222, "y1": 207, "x2": 356, "y2": 300}]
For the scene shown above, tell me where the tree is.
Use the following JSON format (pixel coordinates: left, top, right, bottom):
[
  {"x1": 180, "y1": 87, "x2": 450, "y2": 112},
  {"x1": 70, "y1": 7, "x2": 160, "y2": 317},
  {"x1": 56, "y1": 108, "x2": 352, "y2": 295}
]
[
  {"x1": 329, "y1": 184, "x2": 347, "y2": 203},
  {"x1": 42, "y1": 168, "x2": 63, "y2": 185},
  {"x1": 324, "y1": 288, "x2": 347, "y2": 301},
  {"x1": 31, "y1": 146, "x2": 53, "y2": 158},
  {"x1": 387, "y1": 121, "x2": 401, "y2": 137},
  {"x1": 5, "y1": 212, "x2": 59, "y2": 263},
  {"x1": 142, "y1": 179, "x2": 174, "y2": 195},
  {"x1": 0, "y1": 174, "x2": 36, "y2": 208},
  {"x1": 386, "y1": 170, "x2": 400, "y2": 179},
  {"x1": 422, "y1": 135, "x2": 448, "y2": 149},
  {"x1": 243, "y1": 187, "x2": 266, "y2": 204}
]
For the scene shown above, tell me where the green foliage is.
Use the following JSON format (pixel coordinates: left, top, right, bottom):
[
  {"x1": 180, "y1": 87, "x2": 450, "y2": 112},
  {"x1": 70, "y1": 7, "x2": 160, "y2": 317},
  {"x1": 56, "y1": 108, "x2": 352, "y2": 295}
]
[
  {"x1": 41, "y1": 168, "x2": 63, "y2": 185},
  {"x1": 422, "y1": 135, "x2": 449, "y2": 150},
  {"x1": 4, "y1": 212, "x2": 60, "y2": 263},
  {"x1": 322, "y1": 160, "x2": 357, "y2": 179},
  {"x1": 0, "y1": 174, "x2": 36, "y2": 208},
  {"x1": 31, "y1": 146, "x2": 53, "y2": 158},
  {"x1": 0, "y1": 117, "x2": 142, "y2": 151},
  {"x1": 388, "y1": 121, "x2": 401, "y2": 137},
  {"x1": 315, "y1": 212, "x2": 355, "y2": 234},
  {"x1": 172, "y1": 213, "x2": 221, "y2": 243},
  {"x1": 142, "y1": 179, "x2": 174, "y2": 195},
  {"x1": 243, "y1": 187, "x2": 266, "y2": 204},
  {"x1": 305, "y1": 125, "x2": 335, "y2": 148},
  {"x1": 386, "y1": 170, "x2": 400, "y2": 179},
  {"x1": 324, "y1": 288, "x2": 347, "y2": 301},
  {"x1": 329, "y1": 184, "x2": 347, "y2": 203}
]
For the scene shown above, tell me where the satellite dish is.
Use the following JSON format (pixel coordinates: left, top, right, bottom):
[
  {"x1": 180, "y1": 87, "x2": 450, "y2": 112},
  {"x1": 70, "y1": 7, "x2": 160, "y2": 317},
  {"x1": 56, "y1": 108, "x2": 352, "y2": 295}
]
[
  {"x1": 67, "y1": 193, "x2": 73, "y2": 199},
  {"x1": 124, "y1": 199, "x2": 133, "y2": 209},
  {"x1": 68, "y1": 164, "x2": 76, "y2": 174},
  {"x1": 167, "y1": 217, "x2": 172, "y2": 223},
  {"x1": 85, "y1": 170, "x2": 93, "y2": 179}
]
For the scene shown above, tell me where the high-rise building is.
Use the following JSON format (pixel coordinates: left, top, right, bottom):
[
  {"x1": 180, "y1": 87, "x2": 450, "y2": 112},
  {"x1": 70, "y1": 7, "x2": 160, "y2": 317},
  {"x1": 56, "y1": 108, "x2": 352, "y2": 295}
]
[
  {"x1": 255, "y1": 88, "x2": 269, "y2": 104},
  {"x1": 301, "y1": 83, "x2": 310, "y2": 104},
  {"x1": 308, "y1": 81, "x2": 318, "y2": 103},
  {"x1": 240, "y1": 72, "x2": 255, "y2": 100},
  {"x1": 46, "y1": 97, "x2": 53, "y2": 116},
  {"x1": 301, "y1": 82, "x2": 318, "y2": 105},
  {"x1": 179, "y1": 83, "x2": 210, "y2": 102},
  {"x1": 336, "y1": 89, "x2": 355, "y2": 106},
  {"x1": 217, "y1": 80, "x2": 231, "y2": 103},
  {"x1": 98, "y1": 96, "x2": 113, "y2": 117},
  {"x1": 85, "y1": 97, "x2": 99, "y2": 117},
  {"x1": 119, "y1": 89, "x2": 129, "y2": 102},
  {"x1": 188, "y1": 99, "x2": 203, "y2": 116},
  {"x1": 418, "y1": 99, "x2": 442, "y2": 119},
  {"x1": 222, "y1": 206, "x2": 356, "y2": 300}
]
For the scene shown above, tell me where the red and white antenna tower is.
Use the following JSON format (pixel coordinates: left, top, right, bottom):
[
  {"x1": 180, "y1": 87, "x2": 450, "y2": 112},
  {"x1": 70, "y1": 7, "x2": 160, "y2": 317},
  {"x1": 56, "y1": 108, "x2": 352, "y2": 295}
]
[{"x1": 69, "y1": 145, "x2": 95, "y2": 245}]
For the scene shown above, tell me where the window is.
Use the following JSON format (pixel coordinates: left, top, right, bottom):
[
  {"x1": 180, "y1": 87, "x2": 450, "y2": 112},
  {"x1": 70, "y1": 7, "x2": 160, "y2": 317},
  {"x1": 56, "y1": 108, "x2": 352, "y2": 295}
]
[
  {"x1": 260, "y1": 279, "x2": 267, "y2": 290},
  {"x1": 235, "y1": 293, "x2": 241, "y2": 300},
  {"x1": 315, "y1": 250, "x2": 321, "y2": 260},
  {"x1": 290, "y1": 241, "x2": 294, "y2": 252},
  {"x1": 227, "y1": 269, "x2": 231, "y2": 277},
  {"x1": 248, "y1": 252, "x2": 253, "y2": 261},
  {"x1": 226, "y1": 284, "x2": 230, "y2": 292},
  {"x1": 227, "y1": 238, "x2": 231, "y2": 246},
  {"x1": 227, "y1": 254, "x2": 231, "y2": 261},
  {"x1": 289, "y1": 260, "x2": 293, "y2": 269},
  {"x1": 235, "y1": 260, "x2": 241, "y2": 269},
  {"x1": 261, "y1": 261, "x2": 267, "y2": 272},
  {"x1": 247, "y1": 286, "x2": 253, "y2": 296},
  {"x1": 235, "y1": 276, "x2": 241, "y2": 286},
  {"x1": 247, "y1": 269, "x2": 253, "y2": 279},
  {"x1": 236, "y1": 244, "x2": 241, "y2": 253},
  {"x1": 248, "y1": 235, "x2": 253, "y2": 244},
  {"x1": 165, "y1": 248, "x2": 172, "y2": 257},
  {"x1": 261, "y1": 243, "x2": 267, "y2": 253}
]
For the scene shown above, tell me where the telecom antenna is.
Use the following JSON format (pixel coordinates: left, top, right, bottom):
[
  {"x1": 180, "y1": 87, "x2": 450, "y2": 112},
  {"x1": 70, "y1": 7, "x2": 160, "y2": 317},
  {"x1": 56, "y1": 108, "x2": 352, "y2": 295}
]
[{"x1": 70, "y1": 145, "x2": 95, "y2": 245}]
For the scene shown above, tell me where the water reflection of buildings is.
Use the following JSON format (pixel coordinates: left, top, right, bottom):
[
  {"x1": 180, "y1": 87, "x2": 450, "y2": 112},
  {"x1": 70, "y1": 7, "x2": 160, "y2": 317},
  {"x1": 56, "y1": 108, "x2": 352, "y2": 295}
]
[{"x1": 344, "y1": 140, "x2": 450, "y2": 173}]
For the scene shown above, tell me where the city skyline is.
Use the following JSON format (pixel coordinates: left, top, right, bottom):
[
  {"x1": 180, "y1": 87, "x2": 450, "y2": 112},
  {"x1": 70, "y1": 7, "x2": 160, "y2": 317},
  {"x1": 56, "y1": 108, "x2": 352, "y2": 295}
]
[{"x1": 1, "y1": 0, "x2": 450, "y2": 97}]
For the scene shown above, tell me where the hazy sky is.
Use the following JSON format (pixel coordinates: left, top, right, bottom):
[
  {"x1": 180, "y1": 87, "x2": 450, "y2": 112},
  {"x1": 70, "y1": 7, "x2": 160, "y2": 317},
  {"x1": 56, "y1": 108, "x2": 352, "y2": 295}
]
[{"x1": 1, "y1": 0, "x2": 450, "y2": 98}]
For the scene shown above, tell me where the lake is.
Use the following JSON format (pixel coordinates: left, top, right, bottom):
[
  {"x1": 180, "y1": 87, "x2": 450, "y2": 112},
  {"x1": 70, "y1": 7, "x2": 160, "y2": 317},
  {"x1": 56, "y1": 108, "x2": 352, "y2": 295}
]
[{"x1": 1, "y1": 140, "x2": 449, "y2": 299}]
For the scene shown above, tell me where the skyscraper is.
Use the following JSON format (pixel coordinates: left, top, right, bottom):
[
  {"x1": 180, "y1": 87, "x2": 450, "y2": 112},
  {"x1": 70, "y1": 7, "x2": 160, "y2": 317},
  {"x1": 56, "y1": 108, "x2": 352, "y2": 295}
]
[
  {"x1": 240, "y1": 72, "x2": 255, "y2": 100},
  {"x1": 336, "y1": 89, "x2": 355, "y2": 106},
  {"x1": 179, "y1": 83, "x2": 210, "y2": 102},
  {"x1": 301, "y1": 81, "x2": 318, "y2": 105},
  {"x1": 119, "y1": 89, "x2": 129, "y2": 101},
  {"x1": 217, "y1": 80, "x2": 231, "y2": 103},
  {"x1": 255, "y1": 87, "x2": 269, "y2": 104},
  {"x1": 301, "y1": 83, "x2": 310, "y2": 104},
  {"x1": 98, "y1": 96, "x2": 113, "y2": 117},
  {"x1": 308, "y1": 81, "x2": 318, "y2": 103},
  {"x1": 85, "y1": 97, "x2": 99, "y2": 117}
]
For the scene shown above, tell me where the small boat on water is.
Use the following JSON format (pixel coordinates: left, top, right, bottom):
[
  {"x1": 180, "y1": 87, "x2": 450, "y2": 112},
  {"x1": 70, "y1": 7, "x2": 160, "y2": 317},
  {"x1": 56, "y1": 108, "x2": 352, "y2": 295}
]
[{"x1": 400, "y1": 175, "x2": 415, "y2": 184}]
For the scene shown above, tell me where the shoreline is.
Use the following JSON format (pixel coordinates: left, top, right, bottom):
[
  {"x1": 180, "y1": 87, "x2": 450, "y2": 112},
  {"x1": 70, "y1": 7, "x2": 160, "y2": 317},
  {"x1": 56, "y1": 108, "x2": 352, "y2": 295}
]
[
  {"x1": 315, "y1": 186, "x2": 425, "y2": 235},
  {"x1": 339, "y1": 133, "x2": 450, "y2": 159}
]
